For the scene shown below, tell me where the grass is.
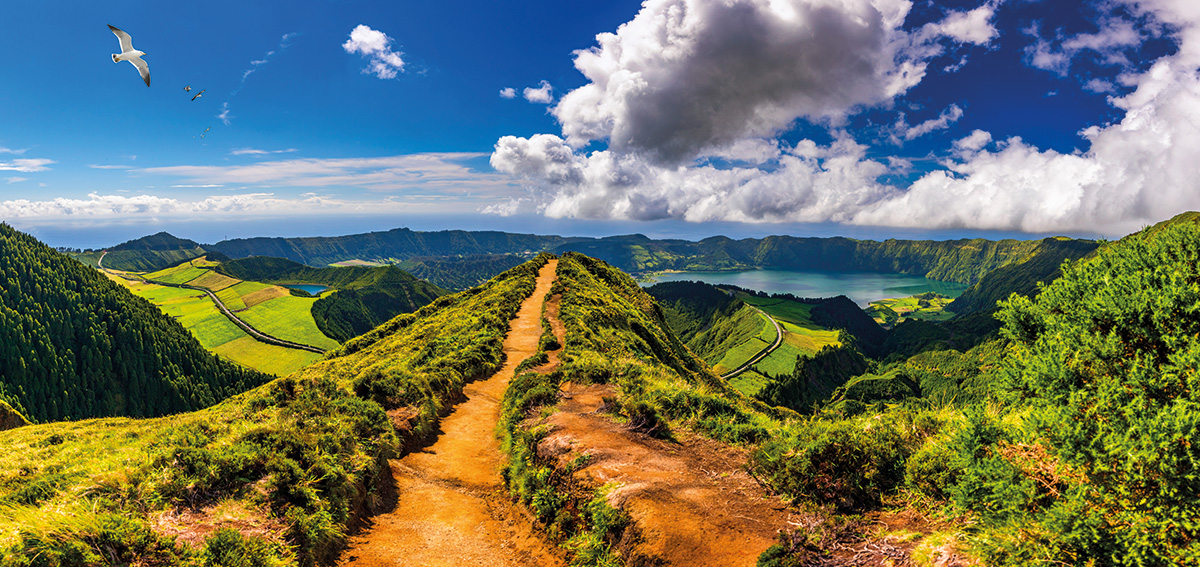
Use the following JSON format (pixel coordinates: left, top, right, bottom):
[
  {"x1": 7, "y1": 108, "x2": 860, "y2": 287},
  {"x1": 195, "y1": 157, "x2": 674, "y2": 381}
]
[
  {"x1": 866, "y1": 294, "x2": 955, "y2": 326},
  {"x1": 753, "y1": 341, "x2": 807, "y2": 377},
  {"x1": 711, "y1": 335, "x2": 771, "y2": 374},
  {"x1": 144, "y1": 264, "x2": 207, "y2": 285},
  {"x1": 780, "y1": 321, "x2": 841, "y2": 352},
  {"x1": 729, "y1": 369, "x2": 772, "y2": 397},
  {"x1": 212, "y1": 337, "x2": 323, "y2": 376},
  {"x1": 111, "y1": 273, "x2": 324, "y2": 376},
  {"x1": 215, "y1": 281, "x2": 273, "y2": 312},
  {"x1": 187, "y1": 270, "x2": 240, "y2": 292},
  {"x1": 237, "y1": 295, "x2": 341, "y2": 350}
]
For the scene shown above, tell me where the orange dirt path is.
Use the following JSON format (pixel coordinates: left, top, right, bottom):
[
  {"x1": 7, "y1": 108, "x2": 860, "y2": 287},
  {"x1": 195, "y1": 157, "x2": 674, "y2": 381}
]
[
  {"x1": 541, "y1": 383, "x2": 798, "y2": 567},
  {"x1": 339, "y1": 260, "x2": 564, "y2": 567}
]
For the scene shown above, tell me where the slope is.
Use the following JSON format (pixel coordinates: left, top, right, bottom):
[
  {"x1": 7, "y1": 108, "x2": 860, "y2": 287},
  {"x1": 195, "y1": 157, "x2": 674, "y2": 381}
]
[
  {"x1": 0, "y1": 254, "x2": 553, "y2": 564},
  {"x1": 0, "y1": 224, "x2": 269, "y2": 422},
  {"x1": 215, "y1": 256, "x2": 447, "y2": 341},
  {"x1": 101, "y1": 231, "x2": 210, "y2": 272}
]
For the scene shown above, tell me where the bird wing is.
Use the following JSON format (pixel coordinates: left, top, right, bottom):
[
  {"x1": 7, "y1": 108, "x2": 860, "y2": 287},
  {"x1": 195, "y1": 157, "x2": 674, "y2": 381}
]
[
  {"x1": 128, "y1": 56, "x2": 150, "y2": 87},
  {"x1": 191, "y1": 89, "x2": 205, "y2": 101},
  {"x1": 108, "y1": 24, "x2": 134, "y2": 53}
]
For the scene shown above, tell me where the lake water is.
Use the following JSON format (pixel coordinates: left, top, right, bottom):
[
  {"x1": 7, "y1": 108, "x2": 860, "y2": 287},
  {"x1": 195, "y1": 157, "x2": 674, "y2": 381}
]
[
  {"x1": 280, "y1": 284, "x2": 331, "y2": 296},
  {"x1": 643, "y1": 270, "x2": 969, "y2": 306}
]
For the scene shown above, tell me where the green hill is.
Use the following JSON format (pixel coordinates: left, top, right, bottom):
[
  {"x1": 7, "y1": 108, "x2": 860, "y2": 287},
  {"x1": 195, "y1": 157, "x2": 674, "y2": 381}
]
[
  {"x1": 101, "y1": 231, "x2": 210, "y2": 272},
  {"x1": 0, "y1": 224, "x2": 270, "y2": 422},
  {"x1": 214, "y1": 256, "x2": 448, "y2": 342},
  {"x1": 202, "y1": 226, "x2": 1097, "y2": 285},
  {"x1": 0, "y1": 254, "x2": 552, "y2": 564},
  {"x1": 397, "y1": 254, "x2": 526, "y2": 291},
  {"x1": 945, "y1": 236, "x2": 1100, "y2": 317}
]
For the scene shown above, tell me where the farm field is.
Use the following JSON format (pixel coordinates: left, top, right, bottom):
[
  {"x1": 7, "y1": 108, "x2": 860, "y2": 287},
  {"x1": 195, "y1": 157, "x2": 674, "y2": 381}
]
[
  {"x1": 102, "y1": 258, "x2": 337, "y2": 375},
  {"x1": 729, "y1": 368, "x2": 772, "y2": 397},
  {"x1": 236, "y1": 293, "x2": 340, "y2": 351},
  {"x1": 865, "y1": 292, "x2": 954, "y2": 326}
]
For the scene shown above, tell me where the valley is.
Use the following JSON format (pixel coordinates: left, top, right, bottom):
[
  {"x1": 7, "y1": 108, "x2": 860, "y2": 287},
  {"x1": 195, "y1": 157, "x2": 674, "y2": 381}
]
[{"x1": 1, "y1": 213, "x2": 1197, "y2": 566}]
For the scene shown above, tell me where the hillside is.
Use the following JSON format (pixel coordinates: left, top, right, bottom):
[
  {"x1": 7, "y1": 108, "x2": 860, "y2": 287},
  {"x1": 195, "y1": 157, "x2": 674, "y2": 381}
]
[
  {"x1": 215, "y1": 256, "x2": 448, "y2": 341},
  {"x1": 397, "y1": 254, "x2": 526, "y2": 291},
  {"x1": 0, "y1": 254, "x2": 553, "y2": 564},
  {"x1": 945, "y1": 236, "x2": 1100, "y2": 316},
  {"x1": 0, "y1": 224, "x2": 270, "y2": 422},
  {"x1": 201, "y1": 225, "x2": 1097, "y2": 285},
  {"x1": 101, "y1": 231, "x2": 210, "y2": 272}
]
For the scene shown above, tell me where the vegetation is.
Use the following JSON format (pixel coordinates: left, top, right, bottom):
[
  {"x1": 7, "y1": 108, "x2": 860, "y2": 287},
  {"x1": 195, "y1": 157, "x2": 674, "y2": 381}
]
[
  {"x1": 216, "y1": 256, "x2": 447, "y2": 342},
  {"x1": 866, "y1": 291, "x2": 955, "y2": 327},
  {"x1": 397, "y1": 254, "x2": 526, "y2": 291},
  {"x1": 205, "y1": 226, "x2": 1097, "y2": 284},
  {"x1": 0, "y1": 224, "x2": 269, "y2": 422},
  {"x1": 0, "y1": 253, "x2": 553, "y2": 565},
  {"x1": 101, "y1": 231, "x2": 210, "y2": 272},
  {"x1": 946, "y1": 236, "x2": 1098, "y2": 317}
]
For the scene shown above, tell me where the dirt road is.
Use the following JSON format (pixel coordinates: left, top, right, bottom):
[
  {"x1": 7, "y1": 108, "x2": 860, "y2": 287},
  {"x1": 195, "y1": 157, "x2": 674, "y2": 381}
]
[{"x1": 338, "y1": 260, "x2": 563, "y2": 567}]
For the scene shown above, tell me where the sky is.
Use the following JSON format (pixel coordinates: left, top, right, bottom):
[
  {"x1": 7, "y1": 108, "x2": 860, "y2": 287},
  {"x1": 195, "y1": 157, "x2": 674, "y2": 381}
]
[{"x1": 2, "y1": 0, "x2": 1199, "y2": 247}]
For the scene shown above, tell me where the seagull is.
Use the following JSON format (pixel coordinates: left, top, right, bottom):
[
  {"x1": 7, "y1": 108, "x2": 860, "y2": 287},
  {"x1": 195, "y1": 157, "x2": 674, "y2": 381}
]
[
  {"x1": 191, "y1": 89, "x2": 206, "y2": 101},
  {"x1": 108, "y1": 24, "x2": 150, "y2": 87},
  {"x1": 184, "y1": 85, "x2": 192, "y2": 92}
]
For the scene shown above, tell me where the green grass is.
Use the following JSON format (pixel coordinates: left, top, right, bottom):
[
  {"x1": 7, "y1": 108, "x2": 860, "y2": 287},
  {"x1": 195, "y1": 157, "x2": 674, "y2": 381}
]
[
  {"x1": 68, "y1": 251, "x2": 104, "y2": 268},
  {"x1": 212, "y1": 336, "x2": 322, "y2": 376},
  {"x1": 729, "y1": 369, "x2": 772, "y2": 397},
  {"x1": 740, "y1": 294, "x2": 821, "y2": 328},
  {"x1": 215, "y1": 281, "x2": 273, "y2": 312},
  {"x1": 866, "y1": 294, "x2": 955, "y2": 326},
  {"x1": 144, "y1": 263, "x2": 207, "y2": 285},
  {"x1": 130, "y1": 283, "x2": 246, "y2": 349},
  {"x1": 753, "y1": 341, "x2": 807, "y2": 377},
  {"x1": 780, "y1": 321, "x2": 841, "y2": 353},
  {"x1": 711, "y1": 335, "x2": 771, "y2": 374},
  {"x1": 237, "y1": 295, "x2": 340, "y2": 350}
]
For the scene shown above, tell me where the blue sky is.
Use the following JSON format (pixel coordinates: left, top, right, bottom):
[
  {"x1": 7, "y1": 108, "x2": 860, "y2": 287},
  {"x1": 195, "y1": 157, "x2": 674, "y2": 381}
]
[{"x1": 2, "y1": 0, "x2": 1199, "y2": 247}]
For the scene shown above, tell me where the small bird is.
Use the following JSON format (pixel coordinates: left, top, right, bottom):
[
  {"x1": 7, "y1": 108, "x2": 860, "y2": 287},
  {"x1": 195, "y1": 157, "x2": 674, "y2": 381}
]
[
  {"x1": 108, "y1": 24, "x2": 150, "y2": 87},
  {"x1": 200, "y1": 126, "x2": 211, "y2": 139},
  {"x1": 191, "y1": 89, "x2": 206, "y2": 101},
  {"x1": 184, "y1": 85, "x2": 192, "y2": 92}
]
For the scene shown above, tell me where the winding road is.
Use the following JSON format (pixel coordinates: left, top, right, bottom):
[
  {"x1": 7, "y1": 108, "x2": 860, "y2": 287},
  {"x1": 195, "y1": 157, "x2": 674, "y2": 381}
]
[
  {"x1": 99, "y1": 251, "x2": 328, "y2": 354},
  {"x1": 719, "y1": 307, "x2": 783, "y2": 379}
]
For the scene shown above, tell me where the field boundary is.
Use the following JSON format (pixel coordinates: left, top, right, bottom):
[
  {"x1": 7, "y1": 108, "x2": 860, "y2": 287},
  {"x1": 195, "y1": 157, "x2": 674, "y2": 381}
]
[{"x1": 100, "y1": 252, "x2": 328, "y2": 354}]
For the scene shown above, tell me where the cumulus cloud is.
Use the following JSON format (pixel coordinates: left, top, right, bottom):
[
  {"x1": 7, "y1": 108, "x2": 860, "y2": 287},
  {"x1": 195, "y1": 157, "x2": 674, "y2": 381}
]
[
  {"x1": 343, "y1": 25, "x2": 406, "y2": 79},
  {"x1": 480, "y1": 198, "x2": 525, "y2": 216},
  {"x1": 499, "y1": 87, "x2": 517, "y2": 99},
  {"x1": 488, "y1": 0, "x2": 1200, "y2": 234},
  {"x1": 0, "y1": 158, "x2": 54, "y2": 173},
  {"x1": 523, "y1": 81, "x2": 554, "y2": 104}
]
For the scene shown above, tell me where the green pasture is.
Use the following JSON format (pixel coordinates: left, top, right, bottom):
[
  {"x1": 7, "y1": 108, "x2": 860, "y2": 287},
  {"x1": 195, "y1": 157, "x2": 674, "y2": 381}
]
[
  {"x1": 212, "y1": 336, "x2": 322, "y2": 376},
  {"x1": 237, "y1": 294, "x2": 340, "y2": 350},
  {"x1": 728, "y1": 369, "x2": 772, "y2": 397},
  {"x1": 144, "y1": 264, "x2": 207, "y2": 284},
  {"x1": 215, "y1": 281, "x2": 273, "y2": 312}
]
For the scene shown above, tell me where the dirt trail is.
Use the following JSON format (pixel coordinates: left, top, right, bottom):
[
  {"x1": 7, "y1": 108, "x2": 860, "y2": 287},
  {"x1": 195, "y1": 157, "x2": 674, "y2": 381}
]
[
  {"x1": 541, "y1": 383, "x2": 797, "y2": 567},
  {"x1": 339, "y1": 260, "x2": 564, "y2": 567}
]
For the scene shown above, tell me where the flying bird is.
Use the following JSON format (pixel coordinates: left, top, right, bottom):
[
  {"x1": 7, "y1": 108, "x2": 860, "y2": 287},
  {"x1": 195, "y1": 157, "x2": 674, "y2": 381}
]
[
  {"x1": 108, "y1": 24, "x2": 150, "y2": 87},
  {"x1": 184, "y1": 85, "x2": 192, "y2": 92},
  {"x1": 191, "y1": 89, "x2": 206, "y2": 101}
]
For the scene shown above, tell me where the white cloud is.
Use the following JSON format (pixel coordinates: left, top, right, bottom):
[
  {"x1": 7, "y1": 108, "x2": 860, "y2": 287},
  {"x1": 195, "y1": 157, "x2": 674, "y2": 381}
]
[
  {"x1": 343, "y1": 25, "x2": 406, "y2": 79},
  {"x1": 921, "y1": 2, "x2": 1000, "y2": 45},
  {"x1": 88, "y1": 164, "x2": 133, "y2": 170},
  {"x1": 0, "y1": 159, "x2": 54, "y2": 172},
  {"x1": 0, "y1": 147, "x2": 27, "y2": 155},
  {"x1": 230, "y1": 148, "x2": 298, "y2": 156},
  {"x1": 480, "y1": 198, "x2": 525, "y2": 217},
  {"x1": 952, "y1": 129, "x2": 993, "y2": 153},
  {"x1": 499, "y1": 87, "x2": 517, "y2": 99},
  {"x1": 138, "y1": 153, "x2": 514, "y2": 194},
  {"x1": 0, "y1": 191, "x2": 509, "y2": 221},
  {"x1": 5, "y1": 177, "x2": 27, "y2": 184},
  {"x1": 899, "y1": 104, "x2": 964, "y2": 141},
  {"x1": 1023, "y1": 16, "x2": 1144, "y2": 77},
  {"x1": 523, "y1": 81, "x2": 554, "y2": 104},
  {"x1": 217, "y1": 103, "x2": 232, "y2": 126}
]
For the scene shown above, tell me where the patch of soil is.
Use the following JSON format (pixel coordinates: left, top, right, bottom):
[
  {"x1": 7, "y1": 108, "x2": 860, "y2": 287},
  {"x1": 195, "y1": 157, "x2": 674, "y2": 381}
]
[
  {"x1": 151, "y1": 499, "x2": 287, "y2": 548},
  {"x1": 539, "y1": 383, "x2": 798, "y2": 567},
  {"x1": 338, "y1": 260, "x2": 564, "y2": 567}
]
